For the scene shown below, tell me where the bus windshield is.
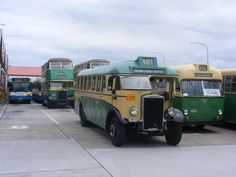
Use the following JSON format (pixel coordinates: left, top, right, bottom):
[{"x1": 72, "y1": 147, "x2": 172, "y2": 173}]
[
  {"x1": 181, "y1": 80, "x2": 222, "y2": 97},
  {"x1": 121, "y1": 76, "x2": 151, "y2": 90},
  {"x1": 9, "y1": 82, "x2": 32, "y2": 92},
  {"x1": 49, "y1": 82, "x2": 74, "y2": 88}
]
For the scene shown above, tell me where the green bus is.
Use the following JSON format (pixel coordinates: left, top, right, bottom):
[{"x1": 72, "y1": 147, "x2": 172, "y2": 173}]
[
  {"x1": 41, "y1": 58, "x2": 74, "y2": 108},
  {"x1": 172, "y1": 64, "x2": 224, "y2": 129},
  {"x1": 222, "y1": 69, "x2": 236, "y2": 124},
  {"x1": 75, "y1": 56, "x2": 184, "y2": 146}
]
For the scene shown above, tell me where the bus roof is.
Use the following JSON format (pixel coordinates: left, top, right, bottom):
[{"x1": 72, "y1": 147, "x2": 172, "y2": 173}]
[
  {"x1": 48, "y1": 58, "x2": 72, "y2": 62},
  {"x1": 171, "y1": 64, "x2": 222, "y2": 80},
  {"x1": 221, "y1": 69, "x2": 236, "y2": 76},
  {"x1": 74, "y1": 59, "x2": 110, "y2": 68},
  {"x1": 78, "y1": 56, "x2": 177, "y2": 77}
]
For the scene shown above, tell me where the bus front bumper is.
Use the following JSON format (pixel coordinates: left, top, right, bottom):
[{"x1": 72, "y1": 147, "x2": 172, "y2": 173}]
[{"x1": 9, "y1": 96, "x2": 32, "y2": 102}]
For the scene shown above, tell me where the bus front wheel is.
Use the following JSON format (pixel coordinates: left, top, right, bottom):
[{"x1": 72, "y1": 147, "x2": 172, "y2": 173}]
[
  {"x1": 109, "y1": 116, "x2": 126, "y2": 147},
  {"x1": 165, "y1": 122, "x2": 182, "y2": 146}
]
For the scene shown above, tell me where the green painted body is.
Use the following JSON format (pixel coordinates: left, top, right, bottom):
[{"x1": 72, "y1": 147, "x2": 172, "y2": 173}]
[
  {"x1": 80, "y1": 96, "x2": 112, "y2": 129},
  {"x1": 47, "y1": 89, "x2": 74, "y2": 99},
  {"x1": 223, "y1": 94, "x2": 236, "y2": 123},
  {"x1": 46, "y1": 70, "x2": 74, "y2": 80},
  {"x1": 173, "y1": 97, "x2": 224, "y2": 124},
  {"x1": 43, "y1": 69, "x2": 74, "y2": 105}
]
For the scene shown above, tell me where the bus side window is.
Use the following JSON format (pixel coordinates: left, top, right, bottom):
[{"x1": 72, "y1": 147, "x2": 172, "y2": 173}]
[
  {"x1": 174, "y1": 78, "x2": 180, "y2": 92},
  {"x1": 96, "y1": 76, "x2": 101, "y2": 92},
  {"x1": 115, "y1": 77, "x2": 121, "y2": 90},
  {"x1": 108, "y1": 77, "x2": 113, "y2": 91},
  {"x1": 101, "y1": 76, "x2": 106, "y2": 92},
  {"x1": 91, "y1": 77, "x2": 96, "y2": 91}
]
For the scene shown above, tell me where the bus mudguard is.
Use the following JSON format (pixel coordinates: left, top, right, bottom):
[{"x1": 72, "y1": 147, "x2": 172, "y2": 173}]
[{"x1": 164, "y1": 108, "x2": 184, "y2": 123}]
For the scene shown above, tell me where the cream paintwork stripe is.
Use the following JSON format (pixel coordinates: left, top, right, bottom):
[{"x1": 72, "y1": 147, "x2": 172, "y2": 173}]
[{"x1": 33, "y1": 104, "x2": 59, "y2": 124}]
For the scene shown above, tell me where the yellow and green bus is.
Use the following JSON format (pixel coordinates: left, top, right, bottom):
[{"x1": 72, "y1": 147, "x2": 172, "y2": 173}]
[
  {"x1": 75, "y1": 56, "x2": 184, "y2": 146},
  {"x1": 222, "y1": 69, "x2": 236, "y2": 124},
  {"x1": 41, "y1": 58, "x2": 74, "y2": 108},
  {"x1": 172, "y1": 64, "x2": 224, "y2": 129}
]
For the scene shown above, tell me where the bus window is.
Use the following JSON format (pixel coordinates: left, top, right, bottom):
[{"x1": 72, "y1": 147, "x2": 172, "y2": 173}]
[
  {"x1": 50, "y1": 82, "x2": 62, "y2": 88},
  {"x1": 80, "y1": 78, "x2": 83, "y2": 90},
  {"x1": 96, "y1": 76, "x2": 101, "y2": 92},
  {"x1": 108, "y1": 77, "x2": 113, "y2": 91},
  {"x1": 115, "y1": 77, "x2": 121, "y2": 90},
  {"x1": 225, "y1": 76, "x2": 236, "y2": 92},
  {"x1": 121, "y1": 76, "x2": 151, "y2": 90},
  {"x1": 83, "y1": 77, "x2": 87, "y2": 90},
  {"x1": 87, "y1": 77, "x2": 91, "y2": 90},
  {"x1": 62, "y1": 62, "x2": 72, "y2": 69},
  {"x1": 182, "y1": 80, "x2": 222, "y2": 97},
  {"x1": 174, "y1": 78, "x2": 180, "y2": 92},
  {"x1": 50, "y1": 62, "x2": 61, "y2": 69},
  {"x1": 101, "y1": 76, "x2": 106, "y2": 92},
  {"x1": 91, "y1": 77, "x2": 96, "y2": 91},
  {"x1": 150, "y1": 77, "x2": 169, "y2": 92}
]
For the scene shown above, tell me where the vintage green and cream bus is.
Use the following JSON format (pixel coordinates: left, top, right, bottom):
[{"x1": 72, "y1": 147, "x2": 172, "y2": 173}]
[
  {"x1": 222, "y1": 69, "x2": 236, "y2": 124},
  {"x1": 172, "y1": 64, "x2": 224, "y2": 129},
  {"x1": 75, "y1": 56, "x2": 184, "y2": 146},
  {"x1": 41, "y1": 58, "x2": 74, "y2": 108}
]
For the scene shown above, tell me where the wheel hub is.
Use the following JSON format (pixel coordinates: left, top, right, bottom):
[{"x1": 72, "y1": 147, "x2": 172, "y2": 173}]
[{"x1": 110, "y1": 124, "x2": 115, "y2": 138}]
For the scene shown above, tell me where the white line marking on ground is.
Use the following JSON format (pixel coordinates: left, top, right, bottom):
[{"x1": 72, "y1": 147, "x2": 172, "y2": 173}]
[
  {"x1": 33, "y1": 104, "x2": 60, "y2": 124},
  {"x1": 0, "y1": 102, "x2": 8, "y2": 119}
]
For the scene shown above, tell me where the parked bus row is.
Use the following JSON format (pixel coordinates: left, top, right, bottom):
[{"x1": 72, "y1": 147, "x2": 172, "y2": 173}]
[
  {"x1": 73, "y1": 56, "x2": 236, "y2": 146},
  {"x1": 7, "y1": 56, "x2": 236, "y2": 146}
]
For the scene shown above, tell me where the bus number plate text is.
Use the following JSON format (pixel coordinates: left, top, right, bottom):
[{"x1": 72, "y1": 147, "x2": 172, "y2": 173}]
[{"x1": 127, "y1": 96, "x2": 135, "y2": 101}]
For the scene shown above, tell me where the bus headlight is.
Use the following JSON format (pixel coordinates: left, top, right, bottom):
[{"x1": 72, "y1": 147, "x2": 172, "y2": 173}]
[
  {"x1": 218, "y1": 109, "x2": 223, "y2": 116},
  {"x1": 130, "y1": 106, "x2": 138, "y2": 116},
  {"x1": 184, "y1": 109, "x2": 188, "y2": 116},
  {"x1": 168, "y1": 108, "x2": 174, "y2": 116}
]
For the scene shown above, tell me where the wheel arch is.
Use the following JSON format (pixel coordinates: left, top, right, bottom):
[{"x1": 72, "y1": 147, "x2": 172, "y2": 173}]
[{"x1": 105, "y1": 107, "x2": 127, "y2": 133}]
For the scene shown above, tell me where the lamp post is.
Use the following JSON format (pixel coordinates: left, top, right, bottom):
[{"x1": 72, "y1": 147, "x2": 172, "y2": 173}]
[
  {"x1": 153, "y1": 52, "x2": 166, "y2": 66},
  {"x1": 190, "y1": 41, "x2": 209, "y2": 65}
]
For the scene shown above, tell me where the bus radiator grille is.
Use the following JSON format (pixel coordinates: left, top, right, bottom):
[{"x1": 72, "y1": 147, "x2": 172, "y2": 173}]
[
  {"x1": 58, "y1": 91, "x2": 67, "y2": 104},
  {"x1": 142, "y1": 96, "x2": 164, "y2": 131}
]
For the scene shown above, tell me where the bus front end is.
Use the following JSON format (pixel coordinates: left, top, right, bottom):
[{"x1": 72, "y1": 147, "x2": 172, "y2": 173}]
[{"x1": 8, "y1": 78, "x2": 32, "y2": 104}]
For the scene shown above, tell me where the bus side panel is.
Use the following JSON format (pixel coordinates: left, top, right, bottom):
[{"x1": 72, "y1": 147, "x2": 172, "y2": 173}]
[
  {"x1": 80, "y1": 95, "x2": 113, "y2": 129},
  {"x1": 173, "y1": 97, "x2": 224, "y2": 123},
  {"x1": 46, "y1": 70, "x2": 74, "y2": 80},
  {"x1": 224, "y1": 94, "x2": 236, "y2": 123}
]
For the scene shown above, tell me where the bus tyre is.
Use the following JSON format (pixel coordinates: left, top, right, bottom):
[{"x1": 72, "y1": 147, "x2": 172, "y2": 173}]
[
  {"x1": 109, "y1": 116, "x2": 126, "y2": 147},
  {"x1": 165, "y1": 122, "x2": 182, "y2": 146},
  {"x1": 79, "y1": 105, "x2": 89, "y2": 127}
]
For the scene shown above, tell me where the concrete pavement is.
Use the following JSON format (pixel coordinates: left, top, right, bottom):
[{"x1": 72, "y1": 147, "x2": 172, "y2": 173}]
[{"x1": 0, "y1": 103, "x2": 235, "y2": 177}]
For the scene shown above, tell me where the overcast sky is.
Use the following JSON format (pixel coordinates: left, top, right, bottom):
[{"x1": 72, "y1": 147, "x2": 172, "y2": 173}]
[{"x1": 1, "y1": 0, "x2": 236, "y2": 68}]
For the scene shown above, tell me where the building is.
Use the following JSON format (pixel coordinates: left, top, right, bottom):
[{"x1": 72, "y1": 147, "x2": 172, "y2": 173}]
[
  {"x1": 8, "y1": 66, "x2": 42, "y2": 82},
  {"x1": 0, "y1": 30, "x2": 8, "y2": 100}
]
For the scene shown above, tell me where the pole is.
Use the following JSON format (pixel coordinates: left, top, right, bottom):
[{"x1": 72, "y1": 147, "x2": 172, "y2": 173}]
[{"x1": 190, "y1": 41, "x2": 209, "y2": 65}]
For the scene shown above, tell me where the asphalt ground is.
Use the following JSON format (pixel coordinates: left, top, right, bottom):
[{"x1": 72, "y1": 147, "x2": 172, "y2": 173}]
[{"x1": 0, "y1": 102, "x2": 235, "y2": 177}]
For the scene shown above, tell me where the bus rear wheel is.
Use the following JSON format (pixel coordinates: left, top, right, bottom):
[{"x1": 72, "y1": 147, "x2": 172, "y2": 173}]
[
  {"x1": 165, "y1": 122, "x2": 182, "y2": 146},
  {"x1": 109, "y1": 116, "x2": 126, "y2": 147},
  {"x1": 79, "y1": 105, "x2": 89, "y2": 127}
]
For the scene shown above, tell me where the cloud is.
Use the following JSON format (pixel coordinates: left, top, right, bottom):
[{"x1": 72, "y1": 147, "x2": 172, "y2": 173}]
[{"x1": 1, "y1": 0, "x2": 236, "y2": 68}]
